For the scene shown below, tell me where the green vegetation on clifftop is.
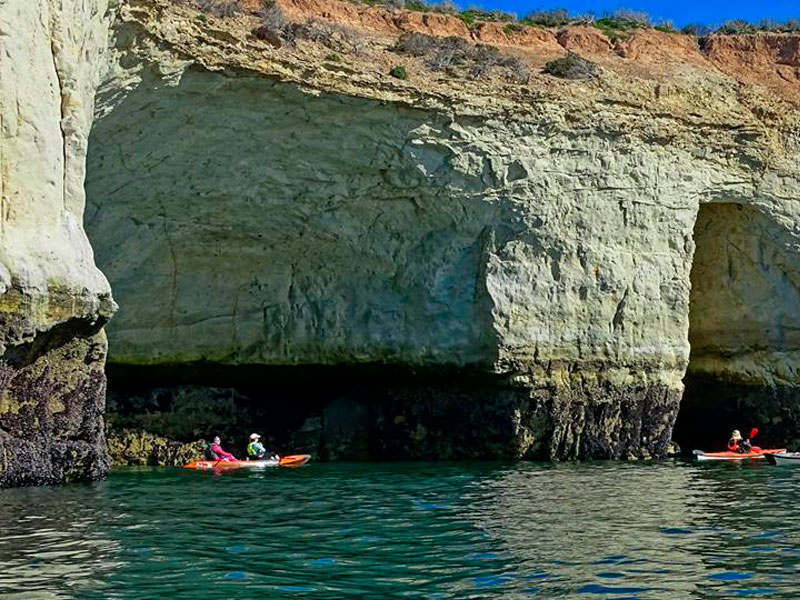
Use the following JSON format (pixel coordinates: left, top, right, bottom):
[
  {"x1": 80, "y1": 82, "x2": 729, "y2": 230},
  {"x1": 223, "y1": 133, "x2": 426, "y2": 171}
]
[{"x1": 180, "y1": 0, "x2": 800, "y2": 40}]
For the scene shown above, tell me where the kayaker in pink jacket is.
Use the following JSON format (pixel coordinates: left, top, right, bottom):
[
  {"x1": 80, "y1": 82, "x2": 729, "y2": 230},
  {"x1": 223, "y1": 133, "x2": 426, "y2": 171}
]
[{"x1": 205, "y1": 436, "x2": 236, "y2": 461}]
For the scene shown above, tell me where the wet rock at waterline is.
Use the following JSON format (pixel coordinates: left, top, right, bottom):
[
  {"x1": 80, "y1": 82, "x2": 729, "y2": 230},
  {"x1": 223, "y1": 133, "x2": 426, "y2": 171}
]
[
  {"x1": 106, "y1": 430, "x2": 204, "y2": 467},
  {"x1": 103, "y1": 366, "x2": 678, "y2": 461},
  {"x1": 0, "y1": 325, "x2": 111, "y2": 486}
]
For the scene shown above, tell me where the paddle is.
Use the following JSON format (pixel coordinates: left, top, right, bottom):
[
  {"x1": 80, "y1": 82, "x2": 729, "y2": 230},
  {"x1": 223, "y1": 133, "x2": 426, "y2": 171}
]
[{"x1": 749, "y1": 428, "x2": 761, "y2": 453}]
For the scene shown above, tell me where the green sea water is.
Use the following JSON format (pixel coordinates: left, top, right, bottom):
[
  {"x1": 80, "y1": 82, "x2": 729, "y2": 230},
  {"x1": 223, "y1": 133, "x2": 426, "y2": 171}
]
[{"x1": 2, "y1": 461, "x2": 800, "y2": 598}]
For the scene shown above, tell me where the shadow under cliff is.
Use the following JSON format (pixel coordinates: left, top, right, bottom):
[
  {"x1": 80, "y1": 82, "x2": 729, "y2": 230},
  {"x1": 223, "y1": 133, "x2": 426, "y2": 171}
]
[{"x1": 106, "y1": 363, "x2": 547, "y2": 461}]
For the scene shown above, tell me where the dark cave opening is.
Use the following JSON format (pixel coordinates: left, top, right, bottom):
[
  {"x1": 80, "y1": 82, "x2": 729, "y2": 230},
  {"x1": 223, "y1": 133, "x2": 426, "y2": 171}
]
[
  {"x1": 673, "y1": 202, "x2": 800, "y2": 451},
  {"x1": 104, "y1": 362, "x2": 539, "y2": 461}
]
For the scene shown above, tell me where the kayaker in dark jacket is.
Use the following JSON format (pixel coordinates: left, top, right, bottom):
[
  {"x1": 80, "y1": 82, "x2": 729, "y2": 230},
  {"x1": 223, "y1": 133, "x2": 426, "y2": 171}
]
[
  {"x1": 727, "y1": 430, "x2": 752, "y2": 454},
  {"x1": 205, "y1": 436, "x2": 236, "y2": 461}
]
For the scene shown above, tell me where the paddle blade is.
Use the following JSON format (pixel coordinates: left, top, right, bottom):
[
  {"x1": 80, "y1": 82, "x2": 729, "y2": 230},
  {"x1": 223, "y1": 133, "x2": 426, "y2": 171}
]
[{"x1": 750, "y1": 427, "x2": 759, "y2": 440}]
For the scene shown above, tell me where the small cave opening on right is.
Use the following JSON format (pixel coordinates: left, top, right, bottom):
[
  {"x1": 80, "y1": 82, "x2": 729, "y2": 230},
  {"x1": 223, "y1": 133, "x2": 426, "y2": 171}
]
[{"x1": 673, "y1": 202, "x2": 800, "y2": 452}]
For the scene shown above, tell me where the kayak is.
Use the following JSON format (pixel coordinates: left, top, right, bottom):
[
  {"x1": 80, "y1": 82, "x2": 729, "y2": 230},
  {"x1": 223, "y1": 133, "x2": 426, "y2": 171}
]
[
  {"x1": 184, "y1": 454, "x2": 311, "y2": 470},
  {"x1": 693, "y1": 449, "x2": 786, "y2": 461},
  {"x1": 766, "y1": 452, "x2": 800, "y2": 466}
]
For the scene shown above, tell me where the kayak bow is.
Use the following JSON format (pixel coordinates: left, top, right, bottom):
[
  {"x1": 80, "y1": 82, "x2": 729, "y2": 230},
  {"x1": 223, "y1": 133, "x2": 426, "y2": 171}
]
[
  {"x1": 766, "y1": 452, "x2": 800, "y2": 465},
  {"x1": 693, "y1": 448, "x2": 786, "y2": 461},
  {"x1": 184, "y1": 454, "x2": 311, "y2": 470}
]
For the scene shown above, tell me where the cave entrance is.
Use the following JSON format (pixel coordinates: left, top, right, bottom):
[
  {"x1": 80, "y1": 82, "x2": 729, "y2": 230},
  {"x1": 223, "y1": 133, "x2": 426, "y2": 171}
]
[{"x1": 673, "y1": 202, "x2": 800, "y2": 450}]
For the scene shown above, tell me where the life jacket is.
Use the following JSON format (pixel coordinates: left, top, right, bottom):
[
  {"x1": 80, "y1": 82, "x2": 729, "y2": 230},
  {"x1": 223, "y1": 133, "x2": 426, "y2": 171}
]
[
  {"x1": 728, "y1": 439, "x2": 750, "y2": 453},
  {"x1": 247, "y1": 441, "x2": 264, "y2": 458},
  {"x1": 205, "y1": 444, "x2": 220, "y2": 460}
]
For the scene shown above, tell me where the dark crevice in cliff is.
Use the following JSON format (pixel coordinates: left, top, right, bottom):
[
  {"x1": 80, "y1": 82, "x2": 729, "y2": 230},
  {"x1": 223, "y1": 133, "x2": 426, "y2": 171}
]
[
  {"x1": 676, "y1": 374, "x2": 800, "y2": 451},
  {"x1": 46, "y1": 5, "x2": 70, "y2": 213}
]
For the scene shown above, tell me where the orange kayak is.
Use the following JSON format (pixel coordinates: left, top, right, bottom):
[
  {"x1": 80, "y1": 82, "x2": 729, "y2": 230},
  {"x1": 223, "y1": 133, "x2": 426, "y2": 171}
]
[
  {"x1": 693, "y1": 448, "x2": 786, "y2": 461},
  {"x1": 184, "y1": 455, "x2": 311, "y2": 470}
]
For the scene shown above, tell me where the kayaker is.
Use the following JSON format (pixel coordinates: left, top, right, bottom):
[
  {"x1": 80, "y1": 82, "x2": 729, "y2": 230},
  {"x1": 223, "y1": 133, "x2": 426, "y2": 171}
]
[
  {"x1": 727, "y1": 429, "x2": 752, "y2": 454},
  {"x1": 247, "y1": 433, "x2": 267, "y2": 460},
  {"x1": 246, "y1": 433, "x2": 279, "y2": 461},
  {"x1": 205, "y1": 436, "x2": 236, "y2": 462}
]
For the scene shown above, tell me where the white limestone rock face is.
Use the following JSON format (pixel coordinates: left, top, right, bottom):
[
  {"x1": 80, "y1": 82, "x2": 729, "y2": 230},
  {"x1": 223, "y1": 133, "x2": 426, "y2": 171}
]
[
  {"x1": 84, "y1": 56, "x2": 769, "y2": 458},
  {"x1": 0, "y1": 0, "x2": 116, "y2": 486},
  {"x1": 88, "y1": 67, "x2": 713, "y2": 373}
]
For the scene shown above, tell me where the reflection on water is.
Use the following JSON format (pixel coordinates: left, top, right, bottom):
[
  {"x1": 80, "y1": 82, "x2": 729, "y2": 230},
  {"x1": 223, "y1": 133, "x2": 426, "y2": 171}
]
[
  {"x1": 2, "y1": 461, "x2": 800, "y2": 598},
  {"x1": 0, "y1": 483, "x2": 122, "y2": 599}
]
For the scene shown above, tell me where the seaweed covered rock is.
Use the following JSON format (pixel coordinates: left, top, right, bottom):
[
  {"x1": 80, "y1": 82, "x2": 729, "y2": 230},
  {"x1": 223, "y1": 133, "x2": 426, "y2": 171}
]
[
  {"x1": 107, "y1": 430, "x2": 205, "y2": 466},
  {"x1": 0, "y1": 326, "x2": 111, "y2": 486}
]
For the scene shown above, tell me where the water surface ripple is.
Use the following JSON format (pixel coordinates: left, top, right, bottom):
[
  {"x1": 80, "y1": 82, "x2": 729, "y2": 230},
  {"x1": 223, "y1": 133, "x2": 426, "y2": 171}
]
[{"x1": 2, "y1": 461, "x2": 800, "y2": 598}]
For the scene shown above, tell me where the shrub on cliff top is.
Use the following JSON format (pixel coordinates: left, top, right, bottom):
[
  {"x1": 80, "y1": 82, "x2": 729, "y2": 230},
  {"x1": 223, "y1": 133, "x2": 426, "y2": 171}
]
[
  {"x1": 358, "y1": 0, "x2": 458, "y2": 14},
  {"x1": 519, "y1": 8, "x2": 594, "y2": 28},
  {"x1": 781, "y1": 18, "x2": 800, "y2": 32},
  {"x1": 522, "y1": 8, "x2": 570, "y2": 28},
  {"x1": 680, "y1": 23, "x2": 711, "y2": 36},
  {"x1": 503, "y1": 22, "x2": 526, "y2": 35},
  {"x1": 251, "y1": 4, "x2": 367, "y2": 55},
  {"x1": 716, "y1": 19, "x2": 755, "y2": 34},
  {"x1": 592, "y1": 9, "x2": 651, "y2": 39},
  {"x1": 391, "y1": 32, "x2": 529, "y2": 82},
  {"x1": 292, "y1": 18, "x2": 368, "y2": 54},
  {"x1": 733, "y1": 18, "x2": 800, "y2": 33},
  {"x1": 457, "y1": 8, "x2": 516, "y2": 28},
  {"x1": 392, "y1": 31, "x2": 444, "y2": 55},
  {"x1": 390, "y1": 64, "x2": 408, "y2": 79},
  {"x1": 252, "y1": 0, "x2": 290, "y2": 46},
  {"x1": 653, "y1": 19, "x2": 676, "y2": 33},
  {"x1": 543, "y1": 52, "x2": 597, "y2": 80}
]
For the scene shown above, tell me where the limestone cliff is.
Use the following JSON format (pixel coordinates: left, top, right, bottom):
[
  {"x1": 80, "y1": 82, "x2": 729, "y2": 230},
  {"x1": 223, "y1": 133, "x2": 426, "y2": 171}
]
[
  {"x1": 86, "y1": 1, "x2": 800, "y2": 458},
  {"x1": 0, "y1": 0, "x2": 117, "y2": 485},
  {"x1": 5, "y1": 0, "x2": 800, "y2": 482}
]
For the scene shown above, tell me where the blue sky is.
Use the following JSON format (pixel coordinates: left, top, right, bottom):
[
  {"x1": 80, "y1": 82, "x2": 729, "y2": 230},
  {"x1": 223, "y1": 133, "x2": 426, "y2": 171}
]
[{"x1": 468, "y1": 0, "x2": 799, "y2": 27}]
